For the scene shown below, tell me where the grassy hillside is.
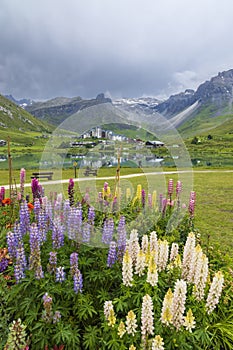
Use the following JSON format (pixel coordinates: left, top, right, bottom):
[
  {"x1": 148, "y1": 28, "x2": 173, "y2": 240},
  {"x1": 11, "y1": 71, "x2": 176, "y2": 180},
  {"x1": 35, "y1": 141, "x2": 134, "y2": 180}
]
[
  {"x1": 0, "y1": 95, "x2": 53, "y2": 144},
  {"x1": 178, "y1": 104, "x2": 233, "y2": 137}
]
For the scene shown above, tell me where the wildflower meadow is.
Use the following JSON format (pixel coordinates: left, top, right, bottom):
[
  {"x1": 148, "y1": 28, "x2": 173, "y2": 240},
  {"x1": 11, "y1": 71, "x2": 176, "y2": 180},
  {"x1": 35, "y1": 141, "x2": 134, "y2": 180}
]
[{"x1": 0, "y1": 169, "x2": 233, "y2": 349}]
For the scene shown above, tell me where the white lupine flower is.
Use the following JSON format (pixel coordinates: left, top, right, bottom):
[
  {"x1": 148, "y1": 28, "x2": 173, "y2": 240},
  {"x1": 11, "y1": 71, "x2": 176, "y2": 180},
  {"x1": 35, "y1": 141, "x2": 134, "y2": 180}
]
[
  {"x1": 126, "y1": 310, "x2": 138, "y2": 336},
  {"x1": 104, "y1": 300, "x2": 114, "y2": 320},
  {"x1": 128, "y1": 229, "x2": 140, "y2": 265},
  {"x1": 172, "y1": 279, "x2": 187, "y2": 330},
  {"x1": 141, "y1": 294, "x2": 154, "y2": 337},
  {"x1": 206, "y1": 271, "x2": 224, "y2": 314},
  {"x1": 161, "y1": 288, "x2": 173, "y2": 326},
  {"x1": 104, "y1": 300, "x2": 116, "y2": 327},
  {"x1": 182, "y1": 232, "x2": 196, "y2": 280},
  {"x1": 193, "y1": 254, "x2": 209, "y2": 301},
  {"x1": 135, "y1": 249, "x2": 146, "y2": 276},
  {"x1": 141, "y1": 234, "x2": 149, "y2": 254},
  {"x1": 170, "y1": 243, "x2": 179, "y2": 262},
  {"x1": 150, "y1": 231, "x2": 158, "y2": 254},
  {"x1": 188, "y1": 244, "x2": 203, "y2": 283},
  {"x1": 122, "y1": 250, "x2": 133, "y2": 286},
  {"x1": 151, "y1": 335, "x2": 165, "y2": 350},
  {"x1": 146, "y1": 255, "x2": 158, "y2": 287},
  {"x1": 184, "y1": 309, "x2": 196, "y2": 332},
  {"x1": 157, "y1": 240, "x2": 169, "y2": 272}
]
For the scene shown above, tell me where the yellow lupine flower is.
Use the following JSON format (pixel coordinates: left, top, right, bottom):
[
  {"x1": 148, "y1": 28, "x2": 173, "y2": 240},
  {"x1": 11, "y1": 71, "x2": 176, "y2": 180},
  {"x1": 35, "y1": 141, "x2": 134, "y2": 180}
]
[
  {"x1": 184, "y1": 308, "x2": 195, "y2": 332},
  {"x1": 161, "y1": 288, "x2": 173, "y2": 326},
  {"x1": 108, "y1": 308, "x2": 116, "y2": 327},
  {"x1": 174, "y1": 254, "x2": 182, "y2": 268},
  {"x1": 117, "y1": 321, "x2": 126, "y2": 338},
  {"x1": 129, "y1": 345, "x2": 136, "y2": 350},
  {"x1": 136, "y1": 184, "x2": 142, "y2": 200}
]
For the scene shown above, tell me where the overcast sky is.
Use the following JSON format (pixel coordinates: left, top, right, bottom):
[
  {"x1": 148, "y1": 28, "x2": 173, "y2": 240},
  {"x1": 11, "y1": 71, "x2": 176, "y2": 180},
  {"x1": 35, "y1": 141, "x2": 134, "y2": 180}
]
[{"x1": 0, "y1": 0, "x2": 233, "y2": 100}]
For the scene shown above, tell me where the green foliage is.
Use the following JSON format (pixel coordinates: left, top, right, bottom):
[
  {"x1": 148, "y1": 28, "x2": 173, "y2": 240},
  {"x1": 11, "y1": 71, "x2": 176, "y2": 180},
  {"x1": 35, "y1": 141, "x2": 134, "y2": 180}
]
[{"x1": 0, "y1": 178, "x2": 233, "y2": 349}]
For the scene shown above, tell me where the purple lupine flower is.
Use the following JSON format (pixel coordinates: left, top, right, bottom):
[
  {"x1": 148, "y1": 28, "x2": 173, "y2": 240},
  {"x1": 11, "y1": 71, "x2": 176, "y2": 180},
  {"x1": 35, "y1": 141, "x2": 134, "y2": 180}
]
[
  {"x1": 73, "y1": 269, "x2": 83, "y2": 293},
  {"x1": 162, "y1": 197, "x2": 167, "y2": 216},
  {"x1": 52, "y1": 216, "x2": 64, "y2": 249},
  {"x1": 0, "y1": 186, "x2": 5, "y2": 202},
  {"x1": 0, "y1": 258, "x2": 9, "y2": 272},
  {"x1": 20, "y1": 168, "x2": 26, "y2": 198},
  {"x1": 168, "y1": 179, "x2": 174, "y2": 196},
  {"x1": 45, "y1": 200, "x2": 53, "y2": 230},
  {"x1": 70, "y1": 252, "x2": 79, "y2": 273},
  {"x1": 35, "y1": 265, "x2": 44, "y2": 279},
  {"x1": 69, "y1": 251, "x2": 82, "y2": 292},
  {"x1": 88, "y1": 206, "x2": 95, "y2": 225},
  {"x1": 7, "y1": 231, "x2": 17, "y2": 259},
  {"x1": 42, "y1": 293, "x2": 53, "y2": 322},
  {"x1": 148, "y1": 193, "x2": 152, "y2": 208},
  {"x1": 38, "y1": 209, "x2": 47, "y2": 242},
  {"x1": 53, "y1": 311, "x2": 61, "y2": 323},
  {"x1": 142, "y1": 189, "x2": 146, "y2": 207},
  {"x1": 104, "y1": 182, "x2": 108, "y2": 192},
  {"x1": 54, "y1": 196, "x2": 63, "y2": 213},
  {"x1": 83, "y1": 188, "x2": 90, "y2": 204},
  {"x1": 176, "y1": 180, "x2": 182, "y2": 209},
  {"x1": 31, "y1": 178, "x2": 41, "y2": 200},
  {"x1": 14, "y1": 242, "x2": 27, "y2": 283},
  {"x1": 14, "y1": 222, "x2": 23, "y2": 242},
  {"x1": 56, "y1": 266, "x2": 66, "y2": 282},
  {"x1": 33, "y1": 198, "x2": 41, "y2": 222},
  {"x1": 117, "y1": 216, "x2": 127, "y2": 261},
  {"x1": 63, "y1": 199, "x2": 70, "y2": 226},
  {"x1": 102, "y1": 218, "x2": 114, "y2": 244},
  {"x1": 82, "y1": 222, "x2": 91, "y2": 243},
  {"x1": 189, "y1": 191, "x2": 196, "y2": 217},
  {"x1": 67, "y1": 206, "x2": 82, "y2": 241},
  {"x1": 48, "y1": 252, "x2": 57, "y2": 274},
  {"x1": 19, "y1": 201, "x2": 30, "y2": 235},
  {"x1": 43, "y1": 292, "x2": 52, "y2": 305},
  {"x1": 68, "y1": 178, "x2": 75, "y2": 206},
  {"x1": 29, "y1": 223, "x2": 44, "y2": 279},
  {"x1": 107, "y1": 241, "x2": 117, "y2": 267}
]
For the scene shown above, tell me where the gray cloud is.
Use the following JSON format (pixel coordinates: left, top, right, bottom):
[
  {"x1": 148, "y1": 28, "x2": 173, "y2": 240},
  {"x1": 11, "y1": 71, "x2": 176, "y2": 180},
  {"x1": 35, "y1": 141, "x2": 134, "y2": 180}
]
[{"x1": 0, "y1": 0, "x2": 233, "y2": 99}]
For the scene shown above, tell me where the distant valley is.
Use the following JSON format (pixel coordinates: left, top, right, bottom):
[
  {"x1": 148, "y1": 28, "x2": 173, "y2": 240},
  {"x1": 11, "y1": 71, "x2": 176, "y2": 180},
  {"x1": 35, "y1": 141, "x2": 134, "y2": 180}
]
[{"x1": 1, "y1": 68, "x2": 233, "y2": 142}]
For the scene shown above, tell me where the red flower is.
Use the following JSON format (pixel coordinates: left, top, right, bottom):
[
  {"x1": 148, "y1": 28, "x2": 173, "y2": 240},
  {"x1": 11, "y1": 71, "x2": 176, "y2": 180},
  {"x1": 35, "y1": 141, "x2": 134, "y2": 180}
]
[
  {"x1": 2, "y1": 198, "x2": 11, "y2": 206},
  {"x1": 28, "y1": 202, "x2": 34, "y2": 211}
]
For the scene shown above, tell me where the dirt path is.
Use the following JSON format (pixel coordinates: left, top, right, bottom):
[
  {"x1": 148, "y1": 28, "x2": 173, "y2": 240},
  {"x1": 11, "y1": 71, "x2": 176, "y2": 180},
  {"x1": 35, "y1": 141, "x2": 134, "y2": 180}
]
[{"x1": 4, "y1": 169, "x2": 233, "y2": 190}]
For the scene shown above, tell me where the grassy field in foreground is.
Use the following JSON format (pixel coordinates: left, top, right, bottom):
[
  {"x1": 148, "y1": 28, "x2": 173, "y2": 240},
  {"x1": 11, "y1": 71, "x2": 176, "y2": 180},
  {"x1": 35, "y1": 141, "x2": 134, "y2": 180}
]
[{"x1": 0, "y1": 167, "x2": 232, "y2": 254}]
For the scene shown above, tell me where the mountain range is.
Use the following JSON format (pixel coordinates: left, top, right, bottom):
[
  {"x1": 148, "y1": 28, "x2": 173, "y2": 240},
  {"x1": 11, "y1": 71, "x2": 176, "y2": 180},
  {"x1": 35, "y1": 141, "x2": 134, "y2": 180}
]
[{"x1": 2, "y1": 68, "x2": 233, "y2": 138}]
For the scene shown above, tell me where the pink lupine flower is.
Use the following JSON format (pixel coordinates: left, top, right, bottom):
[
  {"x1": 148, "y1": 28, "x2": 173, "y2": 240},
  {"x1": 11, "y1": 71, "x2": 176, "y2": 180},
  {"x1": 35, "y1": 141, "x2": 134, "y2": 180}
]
[{"x1": 168, "y1": 179, "x2": 174, "y2": 196}]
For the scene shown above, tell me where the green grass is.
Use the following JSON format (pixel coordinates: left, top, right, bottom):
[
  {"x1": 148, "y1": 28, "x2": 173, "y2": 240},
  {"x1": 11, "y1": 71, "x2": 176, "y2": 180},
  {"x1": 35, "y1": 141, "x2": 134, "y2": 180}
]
[{"x1": 1, "y1": 167, "x2": 232, "y2": 254}]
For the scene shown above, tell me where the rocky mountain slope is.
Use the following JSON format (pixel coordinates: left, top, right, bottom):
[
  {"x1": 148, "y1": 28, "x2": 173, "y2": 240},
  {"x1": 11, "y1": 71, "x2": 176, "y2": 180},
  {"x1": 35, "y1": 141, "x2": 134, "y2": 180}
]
[
  {"x1": 24, "y1": 93, "x2": 111, "y2": 125},
  {"x1": 4, "y1": 69, "x2": 233, "y2": 136},
  {"x1": 155, "y1": 69, "x2": 233, "y2": 121}
]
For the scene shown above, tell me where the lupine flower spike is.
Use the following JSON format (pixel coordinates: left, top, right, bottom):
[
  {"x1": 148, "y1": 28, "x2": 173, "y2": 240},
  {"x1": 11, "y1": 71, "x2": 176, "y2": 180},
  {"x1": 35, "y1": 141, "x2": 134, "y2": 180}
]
[
  {"x1": 122, "y1": 249, "x2": 133, "y2": 286},
  {"x1": 126, "y1": 310, "x2": 138, "y2": 336},
  {"x1": 206, "y1": 271, "x2": 224, "y2": 314},
  {"x1": 151, "y1": 335, "x2": 165, "y2": 350}
]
